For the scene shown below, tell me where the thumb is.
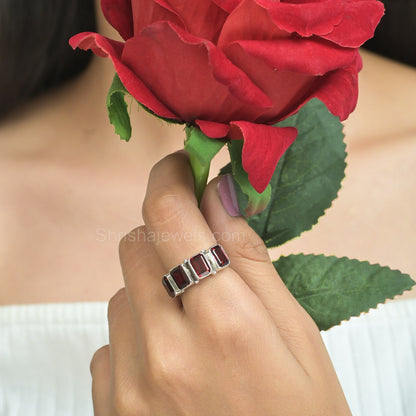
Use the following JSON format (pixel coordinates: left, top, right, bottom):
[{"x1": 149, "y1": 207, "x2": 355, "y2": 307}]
[{"x1": 200, "y1": 174, "x2": 312, "y2": 330}]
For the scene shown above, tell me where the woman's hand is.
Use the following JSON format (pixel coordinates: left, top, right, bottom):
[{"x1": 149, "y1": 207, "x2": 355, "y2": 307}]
[{"x1": 91, "y1": 152, "x2": 351, "y2": 415}]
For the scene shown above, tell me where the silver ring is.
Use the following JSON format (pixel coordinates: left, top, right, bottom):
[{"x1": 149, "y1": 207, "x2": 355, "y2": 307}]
[{"x1": 162, "y1": 244, "x2": 230, "y2": 298}]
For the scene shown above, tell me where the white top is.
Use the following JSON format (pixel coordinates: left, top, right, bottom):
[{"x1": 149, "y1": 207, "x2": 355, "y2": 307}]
[{"x1": 1, "y1": 299, "x2": 416, "y2": 416}]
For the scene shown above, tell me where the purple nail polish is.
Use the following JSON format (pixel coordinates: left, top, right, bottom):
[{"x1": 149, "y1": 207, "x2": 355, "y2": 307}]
[{"x1": 217, "y1": 174, "x2": 241, "y2": 217}]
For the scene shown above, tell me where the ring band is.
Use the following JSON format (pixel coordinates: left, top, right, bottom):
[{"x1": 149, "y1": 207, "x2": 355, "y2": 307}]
[{"x1": 162, "y1": 244, "x2": 230, "y2": 298}]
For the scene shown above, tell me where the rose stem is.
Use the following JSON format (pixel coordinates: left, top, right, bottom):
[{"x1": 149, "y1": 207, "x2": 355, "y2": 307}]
[{"x1": 189, "y1": 153, "x2": 210, "y2": 207}]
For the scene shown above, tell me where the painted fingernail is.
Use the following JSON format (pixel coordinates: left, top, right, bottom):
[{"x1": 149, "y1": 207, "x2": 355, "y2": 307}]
[{"x1": 217, "y1": 174, "x2": 241, "y2": 217}]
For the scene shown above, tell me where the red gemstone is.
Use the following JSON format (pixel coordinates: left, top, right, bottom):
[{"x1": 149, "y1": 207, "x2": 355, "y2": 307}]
[
  {"x1": 170, "y1": 265, "x2": 190, "y2": 290},
  {"x1": 162, "y1": 276, "x2": 175, "y2": 298},
  {"x1": 210, "y1": 245, "x2": 230, "y2": 268},
  {"x1": 190, "y1": 254, "x2": 211, "y2": 278}
]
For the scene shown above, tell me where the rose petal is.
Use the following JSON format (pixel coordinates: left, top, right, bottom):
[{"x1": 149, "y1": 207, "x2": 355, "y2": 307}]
[
  {"x1": 219, "y1": 0, "x2": 384, "y2": 48},
  {"x1": 253, "y1": 0, "x2": 384, "y2": 47},
  {"x1": 211, "y1": 0, "x2": 243, "y2": 13},
  {"x1": 69, "y1": 32, "x2": 179, "y2": 120},
  {"x1": 122, "y1": 22, "x2": 272, "y2": 122},
  {"x1": 224, "y1": 41, "x2": 317, "y2": 122},
  {"x1": 101, "y1": 0, "x2": 133, "y2": 40},
  {"x1": 196, "y1": 120, "x2": 230, "y2": 138},
  {"x1": 131, "y1": 0, "x2": 184, "y2": 36},
  {"x1": 311, "y1": 56, "x2": 362, "y2": 121},
  {"x1": 229, "y1": 38, "x2": 358, "y2": 75},
  {"x1": 229, "y1": 122, "x2": 298, "y2": 193},
  {"x1": 218, "y1": 0, "x2": 292, "y2": 48},
  {"x1": 162, "y1": 0, "x2": 229, "y2": 42},
  {"x1": 254, "y1": 0, "x2": 345, "y2": 37},
  {"x1": 321, "y1": 0, "x2": 384, "y2": 47}
]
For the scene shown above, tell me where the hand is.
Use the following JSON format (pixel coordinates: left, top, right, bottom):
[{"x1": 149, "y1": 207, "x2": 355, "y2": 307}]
[{"x1": 91, "y1": 152, "x2": 351, "y2": 415}]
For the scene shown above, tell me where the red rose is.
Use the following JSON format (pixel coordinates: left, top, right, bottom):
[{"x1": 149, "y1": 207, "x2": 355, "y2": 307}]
[{"x1": 70, "y1": 0, "x2": 383, "y2": 193}]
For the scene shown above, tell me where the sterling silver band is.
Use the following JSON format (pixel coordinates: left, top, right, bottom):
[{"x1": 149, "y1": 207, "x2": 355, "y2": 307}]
[{"x1": 162, "y1": 244, "x2": 230, "y2": 298}]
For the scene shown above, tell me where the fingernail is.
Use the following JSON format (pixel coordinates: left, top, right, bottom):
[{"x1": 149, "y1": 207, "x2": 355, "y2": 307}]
[{"x1": 217, "y1": 174, "x2": 241, "y2": 217}]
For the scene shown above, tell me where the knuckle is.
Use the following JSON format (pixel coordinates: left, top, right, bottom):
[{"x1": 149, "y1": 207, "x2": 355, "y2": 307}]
[
  {"x1": 145, "y1": 341, "x2": 188, "y2": 391},
  {"x1": 290, "y1": 306, "x2": 321, "y2": 338},
  {"x1": 119, "y1": 227, "x2": 154, "y2": 280},
  {"x1": 204, "y1": 307, "x2": 252, "y2": 346},
  {"x1": 90, "y1": 345, "x2": 110, "y2": 375},
  {"x1": 148, "y1": 358, "x2": 175, "y2": 386},
  {"x1": 148, "y1": 350, "x2": 176, "y2": 383},
  {"x1": 107, "y1": 288, "x2": 128, "y2": 322},
  {"x1": 299, "y1": 313, "x2": 322, "y2": 343},
  {"x1": 232, "y1": 230, "x2": 270, "y2": 264},
  {"x1": 119, "y1": 226, "x2": 147, "y2": 262},
  {"x1": 113, "y1": 387, "x2": 146, "y2": 416},
  {"x1": 142, "y1": 184, "x2": 188, "y2": 228},
  {"x1": 280, "y1": 309, "x2": 322, "y2": 346}
]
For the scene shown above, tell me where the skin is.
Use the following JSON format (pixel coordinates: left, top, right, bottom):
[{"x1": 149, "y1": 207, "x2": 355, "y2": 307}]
[
  {"x1": 0, "y1": 8, "x2": 414, "y2": 305},
  {"x1": 91, "y1": 150, "x2": 352, "y2": 415},
  {"x1": 0, "y1": 0, "x2": 415, "y2": 413}
]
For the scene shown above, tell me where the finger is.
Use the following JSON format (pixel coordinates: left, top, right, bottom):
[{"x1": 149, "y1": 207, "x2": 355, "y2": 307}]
[
  {"x1": 107, "y1": 289, "x2": 147, "y2": 415},
  {"x1": 199, "y1": 174, "x2": 318, "y2": 335},
  {"x1": 90, "y1": 345, "x2": 112, "y2": 416},
  {"x1": 119, "y1": 225, "x2": 182, "y2": 323},
  {"x1": 142, "y1": 151, "x2": 215, "y2": 270},
  {"x1": 141, "y1": 152, "x2": 258, "y2": 315}
]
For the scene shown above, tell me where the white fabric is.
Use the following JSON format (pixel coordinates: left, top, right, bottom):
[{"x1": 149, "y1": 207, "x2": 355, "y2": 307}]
[
  {"x1": 0, "y1": 303, "x2": 108, "y2": 416},
  {"x1": 1, "y1": 299, "x2": 416, "y2": 416},
  {"x1": 322, "y1": 299, "x2": 416, "y2": 416}
]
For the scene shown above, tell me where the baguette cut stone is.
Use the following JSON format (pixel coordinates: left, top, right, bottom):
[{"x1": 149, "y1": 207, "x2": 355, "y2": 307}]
[
  {"x1": 170, "y1": 265, "x2": 190, "y2": 290},
  {"x1": 190, "y1": 254, "x2": 211, "y2": 278},
  {"x1": 162, "y1": 276, "x2": 175, "y2": 298},
  {"x1": 210, "y1": 245, "x2": 230, "y2": 267}
]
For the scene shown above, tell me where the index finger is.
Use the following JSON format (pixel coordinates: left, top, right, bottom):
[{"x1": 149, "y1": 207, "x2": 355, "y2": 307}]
[{"x1": 141, "y1": 152, "x2": 257, "y2": 316}]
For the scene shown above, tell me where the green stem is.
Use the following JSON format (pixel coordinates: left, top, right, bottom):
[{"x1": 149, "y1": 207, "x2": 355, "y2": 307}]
[{"x1": 189, "y1": 153, "x2": 210, "y2": 207}]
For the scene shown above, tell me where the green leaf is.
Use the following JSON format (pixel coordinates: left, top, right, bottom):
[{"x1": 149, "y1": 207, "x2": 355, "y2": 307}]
[
  {"x1": 106, "y1": 73, "x2": 132, "y2": 141},
  {"x1": 247, "y1": 98, "x2": 346, "y2": 248},
  {"x1": 184, "y1": 125, "x2": 226, "y2": 167},
  {"x1": 106, "y1": 73, "x2": 184, "y2": 142},
  {"x1": 227, "y1": 139, "x2": 272, "y2": 217},
  {"x1": 137, "y1": 102, "x2": 184, "y2": 125},
  {"x1": 274, "y1": 254, "x2": 415, "y2": 331},
  {"x1": 184, "y1": 125, "x2": 226, "y2": 205},
  {"x1": 219, "y1": 162, "x2": 232, "y2": 176}
]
